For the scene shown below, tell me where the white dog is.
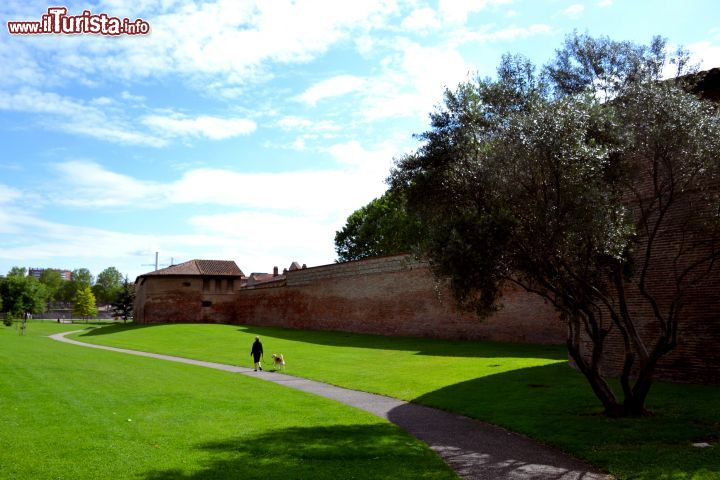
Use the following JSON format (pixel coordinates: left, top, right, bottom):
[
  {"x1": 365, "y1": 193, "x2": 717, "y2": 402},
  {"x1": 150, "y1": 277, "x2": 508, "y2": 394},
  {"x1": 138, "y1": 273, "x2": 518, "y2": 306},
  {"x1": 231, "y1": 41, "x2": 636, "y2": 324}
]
[{"x1": 271, "y1": 353, "x2": 286, "y2": 371}]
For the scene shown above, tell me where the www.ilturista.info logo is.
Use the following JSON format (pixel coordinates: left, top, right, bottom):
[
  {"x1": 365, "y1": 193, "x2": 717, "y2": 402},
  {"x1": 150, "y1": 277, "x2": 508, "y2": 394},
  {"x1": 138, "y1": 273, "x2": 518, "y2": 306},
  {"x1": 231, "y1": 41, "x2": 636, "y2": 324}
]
[{"x1": 7, "y1": 7, "x2": 150, "y2": 35}]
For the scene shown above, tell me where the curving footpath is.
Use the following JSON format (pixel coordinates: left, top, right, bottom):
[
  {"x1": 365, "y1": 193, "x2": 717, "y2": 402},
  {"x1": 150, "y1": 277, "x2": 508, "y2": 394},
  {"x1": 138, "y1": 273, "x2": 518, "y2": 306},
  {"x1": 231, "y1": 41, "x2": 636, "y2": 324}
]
[{"x1": 50, "y1": 330, "x2": 612, "y2": 480}]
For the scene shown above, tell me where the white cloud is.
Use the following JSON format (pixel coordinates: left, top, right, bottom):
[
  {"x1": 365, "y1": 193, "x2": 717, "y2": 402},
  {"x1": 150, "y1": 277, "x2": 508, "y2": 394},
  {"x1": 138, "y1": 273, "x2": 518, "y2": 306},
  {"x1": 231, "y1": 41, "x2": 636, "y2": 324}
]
[
  {"x1": 597, "y1": 0, "x2": 613, "y2": 7},
  {"x1": 560, "y1": 4, "x2": 585, "y2": 17},
  {"x1": 297, "y1": 75, "x2": 366, "y2": 106},
  {"x1": 0, "y1": 88, "x2": 258, "y2": 145},
  {"x1": 326, "y1": 140, "x2": 396, "y2": 170},
  {"x1": 32, "y1": 138, "x2": 399, "y2": 274},
  {"x1": 277, "y1": 116, "x2": 341, "y2": 132},
  {"x1": 359, "y1": 40, "x2": 472, "y2": 121},
  {"x1": 461, "y1": 23, "x2": 552, "y2": 43},
  {"x1": 0, "y1": 185, "x2": 22, "y2": 204},
  {"x1": 0, "y1": 206, "x2": 265, "y2": 278},
  {"x1": 3, "y1": 0, "x2": 398, "y2": 91},
  {"x1": 0, "y1": 204, "x2": 341, "y2": 278},
  {"x1": 687, "y1": 41, "x2": 720, "y2": 71},
  {"x1": 120, "y1": 91, "x2": 146, "y2": 102},
  {"x1": 0, "y1": 88, "x2": 166, "y2": 147},
  {"x1": 401, "y1": 7, "x2": 441, "y2": 32},
  {"x1": 49, "y1": 139, "x2": 395, "y2": 216},
  {"x1": 188, "y1": 211, "x2": 337, "y2": 268},
  {"x1": 52, "y1": 161, "x2": 161, "y2": 207},
  {"x1": 142, "y1": 114, "x2": 257, "y2": 140},
  {"x1": 438, "y1": 0, "x2": 512, "y2": 24}
]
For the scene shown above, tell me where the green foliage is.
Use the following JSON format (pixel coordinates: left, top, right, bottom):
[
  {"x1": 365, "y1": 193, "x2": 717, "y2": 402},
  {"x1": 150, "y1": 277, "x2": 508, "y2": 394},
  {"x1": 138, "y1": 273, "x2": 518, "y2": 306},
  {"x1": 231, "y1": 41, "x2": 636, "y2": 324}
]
[
  {"x1": 93, "y1": 267, "x2": 124, "y2": 304},
  {"x1": 60, "y1": 268, "x2": 94, "y2": 303},
  {"x1": 334, "y1": 190, "x2": 423, "y2": 261},
  {"x1": 72, "y1": 285, "x2": 98, "y2": 320},
  {"x1": 38, "y1": 269, "x2": 64, "y2": 302},
  {"x1": 389, "y1": 33, "x2": 720, "y2": 416},
  {"x1": 71, "y1": 268, "x2": 93, "y2": 287},
  {"x1": 2, "y1": 312, "x2": 14, "y2": 327},
  {"x1": 6, "y1": 266, "x2": 27, "y2": 277},
  {"x1": 110, "y1": 277, "x2": 135, "y2": 322},
  {"x1": 0, "y1": 275, "x2": 48, "y2": 316}
]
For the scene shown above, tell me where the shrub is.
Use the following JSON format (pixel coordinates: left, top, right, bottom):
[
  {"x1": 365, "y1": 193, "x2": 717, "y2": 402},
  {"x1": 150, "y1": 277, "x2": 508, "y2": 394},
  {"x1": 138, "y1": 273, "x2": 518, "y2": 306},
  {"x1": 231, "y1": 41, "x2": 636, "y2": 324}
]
[{"x1": 3, "y1": 312, "x2": 16, "y2": 327}]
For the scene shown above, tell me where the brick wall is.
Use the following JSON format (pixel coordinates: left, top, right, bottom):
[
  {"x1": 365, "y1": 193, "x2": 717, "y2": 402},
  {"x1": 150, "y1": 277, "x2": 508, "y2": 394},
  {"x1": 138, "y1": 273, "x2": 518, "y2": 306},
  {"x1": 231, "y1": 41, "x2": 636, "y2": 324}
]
[
  {"x1": 134, "y1": 275, "x2": 238, "y2": 324},
  {"x1": 234, "y1": 255, "x2": 565, "y2": 344},
  {"x1": 580, "y1": 190, "x2": 720, "y2": 384}
]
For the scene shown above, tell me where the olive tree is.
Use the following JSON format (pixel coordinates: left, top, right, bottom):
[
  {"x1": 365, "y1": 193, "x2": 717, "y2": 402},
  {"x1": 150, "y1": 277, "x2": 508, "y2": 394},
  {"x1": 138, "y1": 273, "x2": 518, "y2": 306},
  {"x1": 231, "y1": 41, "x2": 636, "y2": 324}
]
[{"x1": 390, "y1": 34, "x2": 720, "y2": 416}]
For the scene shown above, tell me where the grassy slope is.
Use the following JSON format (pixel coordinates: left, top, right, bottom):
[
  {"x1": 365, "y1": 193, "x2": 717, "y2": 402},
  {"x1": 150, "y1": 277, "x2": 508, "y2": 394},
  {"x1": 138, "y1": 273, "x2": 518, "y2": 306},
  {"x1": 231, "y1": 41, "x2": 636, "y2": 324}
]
[
  {"x1": 71, "y1": 322, "x2": 720, "y2": 480},
  {"x1": 0, "y1": 322, "x2": 456, "y2": 480}
]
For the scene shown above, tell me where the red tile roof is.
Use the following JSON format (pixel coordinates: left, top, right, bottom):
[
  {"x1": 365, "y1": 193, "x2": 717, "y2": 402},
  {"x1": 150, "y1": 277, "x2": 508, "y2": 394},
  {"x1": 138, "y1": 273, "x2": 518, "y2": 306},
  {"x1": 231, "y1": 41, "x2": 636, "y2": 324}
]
[
  {"x1": 246, "y1": 272, "x2": 285, "y2": 286},
  {"x1": 139, "y1": 260, "x2": 244, "y2": 277}
]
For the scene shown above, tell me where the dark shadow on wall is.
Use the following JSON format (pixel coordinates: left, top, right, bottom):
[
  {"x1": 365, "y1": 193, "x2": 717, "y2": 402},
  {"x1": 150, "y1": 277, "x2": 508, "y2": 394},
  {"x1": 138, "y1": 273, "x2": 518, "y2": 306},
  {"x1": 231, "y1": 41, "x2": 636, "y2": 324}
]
[
  {"x1": 142, "y1": 424, "x2": 456, "y2": 480},
  {"x1": 404, "y1": 362, "x2": 720, "y2": 480},
  {"x1": 236, "y1": 324, "x2": 567, "y2": 360}
]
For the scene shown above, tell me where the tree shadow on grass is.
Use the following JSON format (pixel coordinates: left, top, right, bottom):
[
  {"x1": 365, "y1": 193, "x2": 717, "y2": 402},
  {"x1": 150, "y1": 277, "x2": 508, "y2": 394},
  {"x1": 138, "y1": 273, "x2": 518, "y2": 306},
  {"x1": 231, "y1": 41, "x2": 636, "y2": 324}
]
[
  {"x1": 73, "y1": 321, "x2": 566, "y2": 360},
  {"x1": 235, "y1": 324, "x2": 567, "y2": 360},
  {"x1": 408, "y1": 362, "x2": 720, "y2": 480},
  {"x1": 77, "y1": 322, "x2": 162, "y2": 337},
  {"x1": 142, "y1": 424, "x2": 456, "y2": 480}
]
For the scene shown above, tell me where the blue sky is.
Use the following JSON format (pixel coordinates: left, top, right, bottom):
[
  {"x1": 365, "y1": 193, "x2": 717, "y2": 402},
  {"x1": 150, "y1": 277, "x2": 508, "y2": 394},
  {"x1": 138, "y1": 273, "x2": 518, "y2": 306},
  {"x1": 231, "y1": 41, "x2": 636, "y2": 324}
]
[{"x1": 1, "y1": 0, "x2": 719, "y2": 281}]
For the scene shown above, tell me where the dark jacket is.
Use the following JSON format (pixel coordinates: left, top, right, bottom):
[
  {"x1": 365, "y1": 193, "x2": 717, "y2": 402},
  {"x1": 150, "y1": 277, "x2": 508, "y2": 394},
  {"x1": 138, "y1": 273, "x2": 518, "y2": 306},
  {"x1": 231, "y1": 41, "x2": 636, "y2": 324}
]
[{"x1": 251, "y1": 341, "x2": 263, "y2": 361}]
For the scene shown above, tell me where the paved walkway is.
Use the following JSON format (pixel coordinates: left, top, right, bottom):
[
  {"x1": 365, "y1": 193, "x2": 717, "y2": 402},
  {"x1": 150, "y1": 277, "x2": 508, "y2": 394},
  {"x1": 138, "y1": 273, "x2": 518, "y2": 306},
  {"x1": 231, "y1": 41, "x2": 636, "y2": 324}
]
[{"x1": 50, "y1": 330, "x2": 612, "y2": 480}]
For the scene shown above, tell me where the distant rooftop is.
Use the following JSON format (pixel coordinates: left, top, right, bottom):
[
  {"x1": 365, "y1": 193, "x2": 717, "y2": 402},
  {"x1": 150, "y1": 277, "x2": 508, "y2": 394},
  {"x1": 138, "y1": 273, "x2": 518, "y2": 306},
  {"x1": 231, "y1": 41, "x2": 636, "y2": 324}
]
[{"x1": 139, "y1": 259, "x2": 244, "y2": 278}]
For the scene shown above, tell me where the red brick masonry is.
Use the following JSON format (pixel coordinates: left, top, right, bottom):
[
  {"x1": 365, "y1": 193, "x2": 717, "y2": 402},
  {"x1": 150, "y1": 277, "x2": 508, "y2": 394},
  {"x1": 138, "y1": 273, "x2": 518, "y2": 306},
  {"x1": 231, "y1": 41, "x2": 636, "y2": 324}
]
[{"x1": 235, "y1": 255, "x2": 565, "y2": 344}]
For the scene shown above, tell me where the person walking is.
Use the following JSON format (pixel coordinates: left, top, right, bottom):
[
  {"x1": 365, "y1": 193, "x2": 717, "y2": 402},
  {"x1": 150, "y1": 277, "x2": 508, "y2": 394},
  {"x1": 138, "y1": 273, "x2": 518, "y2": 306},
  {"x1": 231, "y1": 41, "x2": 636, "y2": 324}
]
[{"x1": 250, "y1": 336, "x2": 263, "y2": 371}]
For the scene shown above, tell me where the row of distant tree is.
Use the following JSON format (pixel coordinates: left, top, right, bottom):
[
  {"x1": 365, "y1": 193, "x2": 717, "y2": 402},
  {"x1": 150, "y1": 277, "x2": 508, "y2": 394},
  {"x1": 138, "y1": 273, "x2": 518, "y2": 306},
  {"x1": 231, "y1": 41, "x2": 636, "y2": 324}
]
[{"x1": 0, "y1": 266, "x2": 135, "y2": 321}]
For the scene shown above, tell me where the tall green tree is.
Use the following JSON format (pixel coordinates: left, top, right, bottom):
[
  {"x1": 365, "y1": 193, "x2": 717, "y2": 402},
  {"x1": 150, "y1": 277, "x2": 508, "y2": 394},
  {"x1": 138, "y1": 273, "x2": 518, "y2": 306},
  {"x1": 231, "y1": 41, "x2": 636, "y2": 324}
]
[
  {"x1": 61, "y1": 268, "x2": 94, "y2": 303},
  {"x1": 7, "y1": 266, "x2": 27, "y2": 277},
  {"x1": 71, "y1": 268, "x2": 93, "y2": 287},
  {"x1": 0, "y1": 275, "x2": 48, "y2": 317},
  {"x1": 93, "y1": 267, "x2": 123, "y2": 305},
  {"x1": 390, "y1": 34, "x2": 720, "y2": 416},
  {"x1": 335, "y1": 190, "x2": 422, "y2": 261},
  {"x1": 38, "y1": 269, "x2": 64, "y2": 303},
  {"x1": 73, "y1": 285, "x2": 98, "y2": 321},
  {"x1": 111, "y1": 277, "x2": 135, "y2": 322}
]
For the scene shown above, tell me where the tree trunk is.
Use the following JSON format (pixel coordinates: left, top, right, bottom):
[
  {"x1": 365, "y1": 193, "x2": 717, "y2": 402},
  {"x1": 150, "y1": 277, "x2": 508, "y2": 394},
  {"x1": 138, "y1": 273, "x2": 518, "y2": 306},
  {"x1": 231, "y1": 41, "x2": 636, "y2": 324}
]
[
  {"x1": 567, "y1": 341, "x2": 624, "y2": 416},
  {"x1": 623, "y1": 354, "x2": 660, "y2": 416}
]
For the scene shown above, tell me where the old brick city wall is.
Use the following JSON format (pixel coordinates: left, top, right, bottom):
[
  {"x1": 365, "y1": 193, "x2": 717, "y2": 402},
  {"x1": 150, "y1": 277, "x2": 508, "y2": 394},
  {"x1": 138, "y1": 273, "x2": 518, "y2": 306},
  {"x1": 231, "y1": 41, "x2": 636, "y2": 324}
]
[
  {"x1": 233, "y1": 255, "x2": 565, "y2": 344},
  {"x1": 579, "y1": 188, "x2": 720, "y2": 384}
]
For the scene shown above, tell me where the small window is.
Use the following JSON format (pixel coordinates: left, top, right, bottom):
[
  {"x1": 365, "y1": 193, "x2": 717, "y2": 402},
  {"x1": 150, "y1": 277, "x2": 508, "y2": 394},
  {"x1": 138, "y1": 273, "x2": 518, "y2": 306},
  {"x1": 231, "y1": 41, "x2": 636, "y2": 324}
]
[
  {"x1": 215, "y1": 278, "x2": 222, "y2": 291},
  {"x1": 182, "y1": 281, "x2": 191, "y2": 287},
  {"x1": 201, "y1": 300, "x2": 212, "y2": 307},
  {"x1": 202, "y1": 279, "x2": 210, "y2": 292}
]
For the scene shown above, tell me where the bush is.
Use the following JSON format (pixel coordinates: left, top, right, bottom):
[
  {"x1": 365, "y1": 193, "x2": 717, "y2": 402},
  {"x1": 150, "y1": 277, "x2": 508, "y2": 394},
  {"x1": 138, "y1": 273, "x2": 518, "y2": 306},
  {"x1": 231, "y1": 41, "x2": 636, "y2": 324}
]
[{"x1": 3, "y1": 312, "x2": 16, "y2": 327}]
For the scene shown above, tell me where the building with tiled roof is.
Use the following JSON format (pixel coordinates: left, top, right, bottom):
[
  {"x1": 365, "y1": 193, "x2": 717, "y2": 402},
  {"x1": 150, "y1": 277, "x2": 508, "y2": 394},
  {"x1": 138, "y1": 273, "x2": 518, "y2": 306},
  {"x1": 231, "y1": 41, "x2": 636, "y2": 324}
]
[
  {"x1": 134, "y1": 259, "x2": 245, "y2": 324},
  {"x1": 139, "y1": 259, "x2": 244, "y2": 277}
]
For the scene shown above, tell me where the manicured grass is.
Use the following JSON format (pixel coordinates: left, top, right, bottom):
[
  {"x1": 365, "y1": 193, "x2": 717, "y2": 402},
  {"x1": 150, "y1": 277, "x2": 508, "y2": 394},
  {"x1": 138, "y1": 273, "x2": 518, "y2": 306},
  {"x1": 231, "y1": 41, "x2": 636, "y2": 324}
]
[
  {"x1": 72, "y1": 322, "x2": 720, "y2": 480},
  {"x1": 0, "y1": 322, "x2": 456, "y2": 480}
]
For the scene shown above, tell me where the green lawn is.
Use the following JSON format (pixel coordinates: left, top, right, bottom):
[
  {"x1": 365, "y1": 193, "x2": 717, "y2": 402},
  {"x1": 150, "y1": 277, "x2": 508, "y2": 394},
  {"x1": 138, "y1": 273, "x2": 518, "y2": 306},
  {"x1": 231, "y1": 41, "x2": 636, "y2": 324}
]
[
  {"x1": 71, "y1": 322, "x2": 720, "y2": 480},
  {"x1": 0, "y1": 322, "x2": 456, "y2": 480}
]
